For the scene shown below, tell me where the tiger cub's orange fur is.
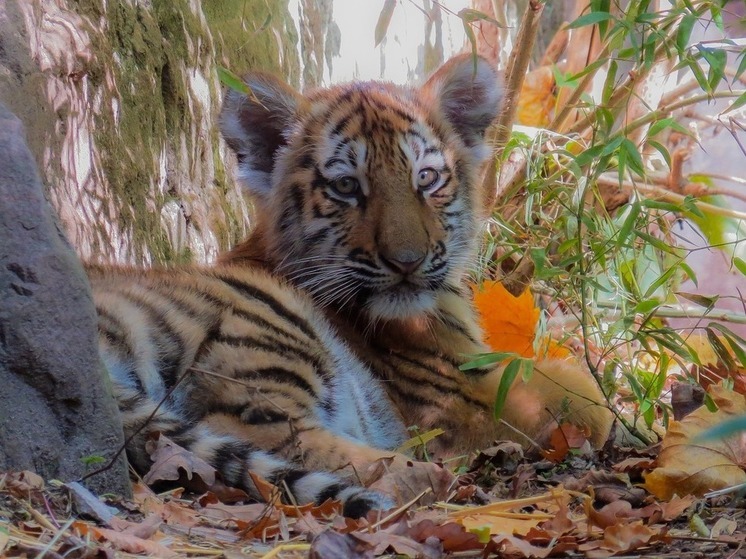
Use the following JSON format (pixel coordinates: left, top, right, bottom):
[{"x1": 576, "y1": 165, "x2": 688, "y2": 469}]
[{"x1": 91, "y1": 55, "x2": 613, "y2": 517}]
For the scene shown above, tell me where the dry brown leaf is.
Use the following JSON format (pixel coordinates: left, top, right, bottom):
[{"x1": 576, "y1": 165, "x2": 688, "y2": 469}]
[
  {"x1": 74, "y1": 521, "x2": 178, "y2": 558},
  {"x1": 644, "y1": 384, "x2": 746, "y2": 500},
  {"x1": 487, "y1": 533, "x2": 553, "y2": 559},
  {"x1": 407, "y1": 520, "x2": 482, "y2": 552},
  {"x1": 542, "y1": 423, "x2": 591, "y2": 463},
  {"x1": 309, "y1": 530, "x2": 374, "y2": 559},
  {"x1": 353, "y1": 530, "x2": 442, "y2": 559},
  {"x1": 586, "y1": 499, "x2": 661, "y2": 529},
  {"x1": 658, "y1": 495, "x2": 697, "y2": 521},
  {"x1": 580, "y1": 522, "x2": 667, "y2": 558},
  {"x1": 612, "y1": 456, "x2": 656, "y2": 475},
  {"x1": 5, "y1": 470, "x2": 45, "y2": 495},
  {"x1": 143, "y1": 433, "x2": 216, "y2": 489},
  {"x1": 367, "y1": 459, "x2": 455, "y2": 506}
]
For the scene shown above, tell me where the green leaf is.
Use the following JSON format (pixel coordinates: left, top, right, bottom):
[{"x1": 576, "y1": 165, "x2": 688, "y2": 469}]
[
  {"x1": 688, "y1": 195, "x2": 746, "y2": 262},
  {"x1": 634, "y1": 299, "x2": 661, "y2": 315},
  {"x1": 217, "y1": 66, "x2": 251, "y2": 95},
  {"x1": 460, "y1": 352, "x2": 518, "y2": 371},
  {"x1": 676, "y1": 13, "x2": 696, "y2": 52},
  {"x1": 677, "y1": 291, "x2": 718, "y2": 309},
  {"x1": 734, "y1": 257, "x2": 746, "y2": 276},
  {"x1": 708, "y1": 324, "x2": 746, "y2": 369},
  {"x1": 494, "y1": 358, "x2": 522, "y2": 421},
  {"x1": 647, "y1": 140, "x2": 671, "y2": 168},
  {"x1": 679, "y1": 261, "x2": 698, "y2": 287},
  {"x1": 706, "y1": 327, "x2": 737, "y2": 371},
  {"x1": 457, "y1": 8, "x2": 504, "y2": 26},
  {"x1": 647, "y1": 117, "x2": 690, "y2": 138},
  {"x1": 722, "y1": 91, "x2": 746, "y2": 115},
  {"x1": 374, "y1": 0, "x2": 397, "y2": 47},
  {"x1": 620, "y1": 138, "x2": 645, "y2": 176},
  {"x1": 616, "y1": 201, "x2": 640, "y2": 250},
  {"x1": 641, "y1": 199, "x2": 683, "y2": 213},
  {"x1": 567, "y1": 11, "x2": 614, "y2": 29},
  {"x1": 735, "y1": 51, "x2": 746, "y2": 81}
]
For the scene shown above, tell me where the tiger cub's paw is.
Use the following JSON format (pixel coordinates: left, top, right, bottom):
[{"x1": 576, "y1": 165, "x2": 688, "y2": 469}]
[{"x1": 338, "y1": 486, "x2": 395, "y2": 519}]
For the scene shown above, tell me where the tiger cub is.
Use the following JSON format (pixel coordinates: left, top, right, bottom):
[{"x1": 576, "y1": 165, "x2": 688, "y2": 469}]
[{"x1": 90, "y1": 54, "x2": 613, "y2": 518}]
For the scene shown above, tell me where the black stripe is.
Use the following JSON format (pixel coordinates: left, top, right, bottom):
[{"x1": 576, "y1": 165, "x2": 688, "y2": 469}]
[
  {"x1": 216, "y1": 333, "x2": 333, "y2": 384},
  {"x1": 316, "y1": 482, "x2": 344, "y2": 503},
  {"x1": 216, "y1": 275, "x2": 319, "y2": 342},
  {"x1": 234, "y1": 366, "x2": 317, "y2": 396},
  {"x1": 117, "y1": 292, "x2": 188, "y2": 390}
]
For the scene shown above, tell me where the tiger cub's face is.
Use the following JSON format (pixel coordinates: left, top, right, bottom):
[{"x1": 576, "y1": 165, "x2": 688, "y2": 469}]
[{"x1": 221, "y1": 55, "x2": 502, "y2": 322}]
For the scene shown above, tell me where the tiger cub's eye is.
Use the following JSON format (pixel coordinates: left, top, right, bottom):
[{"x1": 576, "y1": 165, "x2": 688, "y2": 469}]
[
  {"x1": 416, "y1": 168, "x2": 439, "y2": 190},
  {"x1": 330, "y1": 176, "x2": 360, "y2": 197}
]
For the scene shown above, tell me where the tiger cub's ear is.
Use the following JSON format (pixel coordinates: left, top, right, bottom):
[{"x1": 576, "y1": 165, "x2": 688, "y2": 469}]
[
  {"x1": 421, "y1": 54, "x2": 502, "y2": 160},
  {"x1": 220, "y1": 73, "x2": 306, "y2": 197}
]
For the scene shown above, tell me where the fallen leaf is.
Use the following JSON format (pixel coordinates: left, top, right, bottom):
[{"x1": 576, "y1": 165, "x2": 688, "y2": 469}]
[
  {"x1": 472, "y1": 281, "x2": 570, "y2": 359},
  {"x1": 309, "y1": 530, "x2": 373, "y2": 559},
  {"x1": 367, "y1": 459, "x2": 455, "y2": 506},
  {"x1": 685, "y1": 333, "x2": 746, "y2": 394},
  {"x1": 5, "y1": 470, "x2": 45, "y2": 496},
  {"x1": 143, "y1": 433, "x2": 216, "y2": 489},
  {"x1": 74, "y1": 521, "x2": 178, "y2": 558},
  {"x1": 711, "y1": 517, "x2": 738, "y2": 538},
  {"x1": 612, "y1": 456, "x2": 656, "y2": 475},
  {"x1": 580, "y1": 522, "x2": 667, "y2": 558},
  {"x1": 658, "y1": 495, "x2": 696, "y2": 521},
  {"x1": 542, "y1": 424, "x2": 591, "y2": 463},
  {"x1": 407, "y1": 519, "x2": 482, "y2": 552},
  {"x1": 353, "y1": 530, "x2": 442, "y2": 559},
  {"x1": 644, "y1": 384, "x2": 746, "y2": 500},
  {"x1": 487, "y1": 533, "x2": 553, "y2": 559},
  {"x1": 586, "y1": 499, "x2": 660, "y2": 529}
]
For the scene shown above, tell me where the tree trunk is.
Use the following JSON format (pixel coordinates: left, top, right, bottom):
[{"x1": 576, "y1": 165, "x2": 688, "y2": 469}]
[{"x1": 0, "y1": 0, "x2": 298, "y2": 265}]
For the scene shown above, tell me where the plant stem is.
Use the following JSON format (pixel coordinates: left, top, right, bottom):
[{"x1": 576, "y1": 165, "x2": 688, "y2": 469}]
[{"x1": 482, "y1": 0, "x2": 545, "y2": 212}]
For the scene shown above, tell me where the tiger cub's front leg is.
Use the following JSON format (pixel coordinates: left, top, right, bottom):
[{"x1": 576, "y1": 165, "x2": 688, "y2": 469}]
[{"x1": 375, "y1": 291, "x2": 613, "y2": 459}]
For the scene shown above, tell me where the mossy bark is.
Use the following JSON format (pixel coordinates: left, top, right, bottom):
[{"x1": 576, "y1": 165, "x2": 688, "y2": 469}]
[{"x1": 0, "y1": 0, "x2": 298, "y2": 265}]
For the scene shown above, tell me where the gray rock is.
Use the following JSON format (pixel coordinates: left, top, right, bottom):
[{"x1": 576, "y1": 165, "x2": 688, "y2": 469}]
[{"x1": 0, "y1": 102, "x2": 130, "y2": 497}]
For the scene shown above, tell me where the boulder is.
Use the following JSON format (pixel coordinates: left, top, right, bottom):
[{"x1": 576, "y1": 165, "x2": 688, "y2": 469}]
[{"x1": 0, "y1": 102, "x2": 130, "y2": 496}]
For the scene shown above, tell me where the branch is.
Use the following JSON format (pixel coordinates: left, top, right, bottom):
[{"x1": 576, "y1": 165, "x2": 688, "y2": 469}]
[
  {"x1": 481, "y1": 0, "x2": 545, "y2": 212},
  {"x1": 596, "y1": 173, "x2": 746, "y2": 221}
]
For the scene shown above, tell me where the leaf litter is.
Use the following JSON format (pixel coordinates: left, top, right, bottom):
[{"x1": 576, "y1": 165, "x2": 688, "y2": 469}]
[{"x1": 2, "y1": 424, "x2": 746, "y2": 558}]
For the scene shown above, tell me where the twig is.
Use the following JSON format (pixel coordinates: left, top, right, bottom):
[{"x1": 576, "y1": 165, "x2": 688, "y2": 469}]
[
  {"x1": 369, "y1": 487, "x2": 433, "y2": 530},
  {"x1": 77, "y1": 367, "x2": 192, "y2": 484},
  {"x1": 548, "y1": 303, "x2": 746, "y2": 327},
  {"x1": 596, "y1": 173, "x2": 746, "y2": 221},
  {"x1": 259, "y1": 543, "x2": 312, "y2": 559}
]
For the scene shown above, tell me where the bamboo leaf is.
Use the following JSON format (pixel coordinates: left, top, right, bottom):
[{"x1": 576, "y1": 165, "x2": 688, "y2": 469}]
[
  {"x1": 493, "y1": 358, "x2": 522, "y2": 421},
  {"x1": 567, "y1": 11, "x2": 614, "y2": 29},
  {"x1": 217, "y1": 66, "x2": 251, "y2": 95},
  {"x1": 374, "y1": 0, "x2": 397, "y2": 47}
]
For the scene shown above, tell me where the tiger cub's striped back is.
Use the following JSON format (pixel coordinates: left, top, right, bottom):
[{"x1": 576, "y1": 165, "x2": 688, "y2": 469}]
[{"x1": 89, "y1": 264, "x2": 406, "y2": 516}]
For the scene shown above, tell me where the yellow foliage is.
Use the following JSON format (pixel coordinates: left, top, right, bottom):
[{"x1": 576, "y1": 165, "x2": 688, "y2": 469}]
[{"x1": 516, "y1": 66, "x2": 555, "y2": 127}]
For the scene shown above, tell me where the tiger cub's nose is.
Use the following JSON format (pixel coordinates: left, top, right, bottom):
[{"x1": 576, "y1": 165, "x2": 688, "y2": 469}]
[{"x1": 380, "y1": 250, "x2": 426, "y2": 275}]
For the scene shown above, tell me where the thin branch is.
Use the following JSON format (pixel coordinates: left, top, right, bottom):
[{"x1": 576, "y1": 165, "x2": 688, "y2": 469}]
[
  {"x1": 482, "y1": 0, "x2": 545, "y2": 212},
  {"x1": 596, "y1": 174, "x2": 746, "y2": 221}
]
